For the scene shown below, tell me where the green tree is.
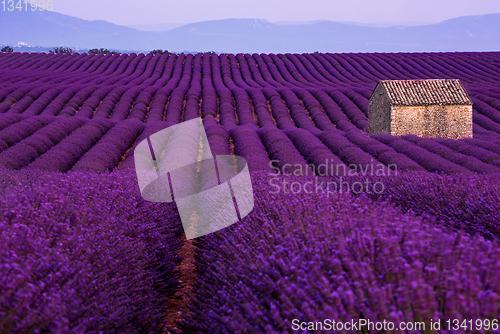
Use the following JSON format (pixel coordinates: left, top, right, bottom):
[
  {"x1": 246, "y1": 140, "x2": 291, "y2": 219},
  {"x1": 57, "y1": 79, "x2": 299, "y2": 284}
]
[
  {"x1": 1, "y1": 45, "x2": 13, "y2": 52},
  {"x1": 150, "y1": 49, "x2": 171, "y2": 55},
  {"x1": 49, "y1": 47, "x2": 73, "y2": 53},
  {"x1": 88, "y1": 48, "x2": 117, "y2": 54}
]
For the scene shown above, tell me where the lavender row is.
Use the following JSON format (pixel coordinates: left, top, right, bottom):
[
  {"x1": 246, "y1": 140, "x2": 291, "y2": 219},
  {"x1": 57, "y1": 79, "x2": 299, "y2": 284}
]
[
  {"x1": 0, "y1": 114, "x2": 29, "y2": 132},
  {"x1": 344, "y1": 130, "x2": 425, "y2": 172},
  {"x1": 433, "y1": 137, "x2": 500, "y2": 168},
  {"x1": 257, "y1": 126, "x2": 309, "y2": 173},
  {"x1": 108, "y1": 86, "x2": 143, "y2": 121},
  {"x1": 317, "y1": 130, "x2": 385, "y2": 169},
  {"x1": 180, "y1": 172, "x2": 500, "y2": 333},
  {"x1": 117, "y1": 120, "x2": 175, "y2": 170},
  {"x1": 70, "y1": 119, "x2": 145, "y2": 173},
  {"x1": 373, "y1": 132, "x2": 471, "y2": 174},
  {"x1": 1, "y1": 52, "x2": 499, "y2": 91},
  {"x1": 0, "y1": 167, "x2": 183, "y2": 333},
  {"x1": 74, "y1": 86, "x2": 115, "y2": 118},
  {"x1": 204, "y1": 116, "x2": 232, "y2": 156},
  {"x1": 368, "y1": 172, "x2": 500, "y2": 240},
  {"x1": 27, "y1": 118, "x2": 117, "y2": 172},
  {"x1": 183, "y1": 54, "x2": 203, "y2": 121},
  {"x1": 211, "y1": 54, "x2": 237, "y2": 128},
  {"x1": 403, "y1": 134, "x2": 500, "y2": 173},
  {"x1": 165, "y1": 54, "x2": 194, "y2": 124},
  {"x1": 220, "y1": 54, "x2": 258, "y2": 127},
  {"x1": 146, "y1": 54, "x2": 186, "y2": 123},
  {"x1": 230, "y1": 126, "x2": 273, "y2": 172},
  {"x1": 283, "y1": 127, "x2": 348, "y2": 175},
  {"x1": 0, "y1": 115, "x2": 57, "y2": 153},
  {"x1": 0, "y1": 117, "x2": 86, "y2": 169}
]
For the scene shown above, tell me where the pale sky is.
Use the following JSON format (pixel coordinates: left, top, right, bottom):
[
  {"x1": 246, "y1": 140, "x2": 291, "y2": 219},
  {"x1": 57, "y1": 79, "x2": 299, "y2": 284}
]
[{"x1": 50, "y1": 0, "x2": 500, "y2": 26}]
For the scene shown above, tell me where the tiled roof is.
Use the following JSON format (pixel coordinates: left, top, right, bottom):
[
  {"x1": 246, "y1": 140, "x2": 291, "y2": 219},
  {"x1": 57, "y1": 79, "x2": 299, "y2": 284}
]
[{"x1": 374, "y1": 79, "x2": 472, "y2": 106}]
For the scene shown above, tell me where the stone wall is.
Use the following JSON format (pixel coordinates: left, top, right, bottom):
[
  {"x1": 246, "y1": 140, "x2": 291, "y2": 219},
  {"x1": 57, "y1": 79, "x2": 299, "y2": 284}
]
[
  {"x1": 391, "y1": 105, "x2": 472, "y2": 139},
  {"x1": 368, "y1": 85, "x2": 392, "y2": 134}
]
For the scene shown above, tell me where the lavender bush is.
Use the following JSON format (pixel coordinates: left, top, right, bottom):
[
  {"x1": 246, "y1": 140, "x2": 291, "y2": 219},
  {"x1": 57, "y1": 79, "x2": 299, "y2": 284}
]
[
  {"x1": 0, "y1": 167, "x2": 183, "y2": 333},
  {"x1": 1, "y1": 51, "x2": 500, "y2": 334},
  {"x1": 365, "y1": 171, "x2": 500, "y2": 241},
  {"x1": 179, "y1": 171, "x2": 500, "y2": 333}
]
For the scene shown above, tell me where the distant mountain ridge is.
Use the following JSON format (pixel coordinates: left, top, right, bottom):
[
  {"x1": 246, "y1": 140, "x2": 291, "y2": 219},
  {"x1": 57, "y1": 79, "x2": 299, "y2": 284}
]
[{"x1": 1, "y1": 11, "x2": 499, "y2": 53}]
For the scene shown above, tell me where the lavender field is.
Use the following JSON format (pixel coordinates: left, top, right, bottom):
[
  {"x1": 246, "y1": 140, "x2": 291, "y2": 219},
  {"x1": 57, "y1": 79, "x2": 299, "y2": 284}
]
[{"x1": 1, "y1": 51, "x2": 500, "y2": 333}]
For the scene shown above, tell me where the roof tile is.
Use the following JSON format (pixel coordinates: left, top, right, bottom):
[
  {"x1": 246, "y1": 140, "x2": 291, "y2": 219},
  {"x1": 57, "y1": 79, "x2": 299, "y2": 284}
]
[{"x1": 374, "y1": 79, "x2": 471, "y2": 106}]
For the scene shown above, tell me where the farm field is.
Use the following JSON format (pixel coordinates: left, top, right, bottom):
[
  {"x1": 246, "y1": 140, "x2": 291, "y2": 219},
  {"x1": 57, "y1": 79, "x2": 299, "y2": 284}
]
[{"x1": 1, "y1": 51, "x2": 500, "y2": 333}]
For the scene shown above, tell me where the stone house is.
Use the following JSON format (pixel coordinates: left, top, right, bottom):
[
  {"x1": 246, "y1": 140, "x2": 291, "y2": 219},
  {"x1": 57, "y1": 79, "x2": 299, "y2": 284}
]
[{"x1": 368, "y1": 79, "x2": 473, "y2": 139}]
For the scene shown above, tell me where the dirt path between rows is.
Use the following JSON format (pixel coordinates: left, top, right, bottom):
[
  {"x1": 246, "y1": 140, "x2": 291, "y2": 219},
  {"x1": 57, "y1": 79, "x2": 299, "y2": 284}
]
[{"x1": 163, "y1": 237, "x2": 197, "y2": 333}]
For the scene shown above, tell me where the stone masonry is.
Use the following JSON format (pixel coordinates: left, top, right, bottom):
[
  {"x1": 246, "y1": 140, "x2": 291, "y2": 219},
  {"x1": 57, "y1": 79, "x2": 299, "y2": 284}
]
[{"x1": 368, "y1": 79, "x2": 473, "y2": 139}]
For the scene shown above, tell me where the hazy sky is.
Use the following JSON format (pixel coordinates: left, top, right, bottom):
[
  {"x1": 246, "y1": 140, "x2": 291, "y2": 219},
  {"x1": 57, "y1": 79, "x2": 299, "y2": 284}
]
[{"x1": 51, "y1": 0, "x2": 500, "y2": 26}]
